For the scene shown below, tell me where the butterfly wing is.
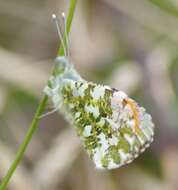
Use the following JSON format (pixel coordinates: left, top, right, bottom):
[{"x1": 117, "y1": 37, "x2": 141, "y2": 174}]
[{"x1": 59, "y1": 80, "x2": 154, "y2": 169}]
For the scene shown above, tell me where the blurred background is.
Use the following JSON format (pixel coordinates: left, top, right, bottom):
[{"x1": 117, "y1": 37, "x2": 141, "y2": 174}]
[{"x1": 0, "y1": 0, "x2": 178, "y2": 189}]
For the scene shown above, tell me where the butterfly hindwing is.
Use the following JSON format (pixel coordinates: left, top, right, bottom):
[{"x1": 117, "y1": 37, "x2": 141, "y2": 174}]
[
  {"x1": 44, "y1": 57, "x2": 154, "y2": 169},
  {"x1": 57, "y1": 80, "x2": 154, "y2": 169}
]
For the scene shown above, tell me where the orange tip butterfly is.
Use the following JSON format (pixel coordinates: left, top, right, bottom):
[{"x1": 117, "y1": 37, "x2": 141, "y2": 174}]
[{"x1": 44, "y1": 13, "x2": 154, "y2": 169}]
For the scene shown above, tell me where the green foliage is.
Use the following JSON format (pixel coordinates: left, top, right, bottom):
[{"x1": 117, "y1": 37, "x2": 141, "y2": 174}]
[{"x1": 149, "y1": 0, "x2": 178, "y2": 17}]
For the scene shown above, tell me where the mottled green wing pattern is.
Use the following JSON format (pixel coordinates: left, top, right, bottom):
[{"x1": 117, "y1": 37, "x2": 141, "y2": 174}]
[{"x1": 44, "y1": 57, "x2": 154, "y2": 169}]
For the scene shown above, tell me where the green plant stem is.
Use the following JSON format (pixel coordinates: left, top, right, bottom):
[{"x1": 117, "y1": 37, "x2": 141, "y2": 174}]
[
  {"x1": 0, "y1": 95, "x2": 48, "y2": 190},
  {"x1": 0, "y1": 0, "x2": 77, "y2": 189}
]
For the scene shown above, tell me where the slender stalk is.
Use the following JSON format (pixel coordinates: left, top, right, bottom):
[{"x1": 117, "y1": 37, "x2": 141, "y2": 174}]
[{"x1": 0, "y1": 0, "x2": 77, "y2": 189}]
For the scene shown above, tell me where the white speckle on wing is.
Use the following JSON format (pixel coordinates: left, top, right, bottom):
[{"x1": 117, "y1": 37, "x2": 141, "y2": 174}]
[
  {"x1": 109, "y1": 135, "x2": 119, "y2": 146},
  {"x1": 138, "y1": 111, "x2": 154, "y2": 141},
  {"x1": 72, "y1": 88, "x2": 79, "y2": 97},
  {"x1": 140, "y1": 147, "x2": 146, "y2": 153},
  {"x1": 78, "y1": 83, "x2": 88, "y2": 96},
  {"x1": 97, "y1": 118, "x2": 105, "y2": 127},
  {"x1": 106, "y1": 118, "x2": 120, "y2": 130},
  {"x1": 83, "y1": 125, "x2": 92, "y2": 137},
  {"x1": 114, "y1": 91, "x2": 127, "y2": 99},
  {"x1": 134, "y1": 153, "x2": 139, "y2": 158},
  {"x1": 74, "y1": 112, "x2": 81, "y2": 119},
  {"x1": 137, "y1": 135, "x2": 145, "y2": 145},
  {"x1": 98, "y1": 133, "x2": 109, "y2": 152},
  {"x1": 124, "y1": 134, "x2": 135, "y2": 146},
  {"x1": 126, "y1": 159, "x2": 133, "y2": 164},
  {"x1": 93, "y1": 148, "x2": 103, "y2": 169},
  {"x1": 85, "y1": 105, "x2": 100, "y2": 118},
  {"x1": 72, "y1": 83, "x2": 88, "y2": 97},
  {"x1": 112, "y1": 109, "x2": 120, "y2": 123},
  {"x1": 141, "y1": 127, "x2": 152, "y2": 140},
  {"x1": 91, "y1": 86, "x2": 105, "y2": 100},
  {"x1": 140, "y1": 113, "x2": 154, "y2": 137},
  {"x1": 108, "y1": 160, "x2": 120, "y2": 169},
  {"x1": 134, "y1": 146, "x2": 139, "y2": 152},
  {"x1": 119, "y1": 149, "x2": 131, "y2": 163}
]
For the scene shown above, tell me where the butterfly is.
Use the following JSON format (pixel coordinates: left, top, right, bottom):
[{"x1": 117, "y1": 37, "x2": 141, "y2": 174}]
[{"x1": 44, "y1": 14, "x2": 154, "y2": 170}]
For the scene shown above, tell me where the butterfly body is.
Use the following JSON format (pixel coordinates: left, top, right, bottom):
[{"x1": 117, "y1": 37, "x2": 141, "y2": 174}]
[{"x1": 45, "y1": 57, "x2": 154, "y2": 169}]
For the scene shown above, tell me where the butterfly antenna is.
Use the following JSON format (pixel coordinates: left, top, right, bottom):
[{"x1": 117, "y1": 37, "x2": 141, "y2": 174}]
[
  {"x1": 52, "y1": 14, "x2": 67, "y2": 57},
  {"x1": 62, "y1": 12, "x2": 70, "y2": 58}
]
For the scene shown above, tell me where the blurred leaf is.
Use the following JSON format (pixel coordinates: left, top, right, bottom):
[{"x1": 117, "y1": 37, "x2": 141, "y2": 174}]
[
  {"x1": 137, "y1": 149, "x2": 162, "y2": 177},
  {"x1": 4, "y1": 86, "x2": 38, "y2": 114},
  {"x1": 149, "y1": 0, "x2": 178, "y2": 17},
  {"x1": 89, "y1": 57, "x2": 129, "y2": 82},
  {"x1": 170, "y1": 57, "x2": 178, "y2": 106}
]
